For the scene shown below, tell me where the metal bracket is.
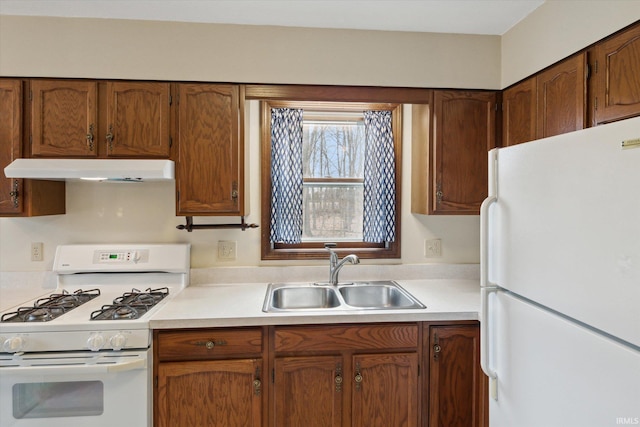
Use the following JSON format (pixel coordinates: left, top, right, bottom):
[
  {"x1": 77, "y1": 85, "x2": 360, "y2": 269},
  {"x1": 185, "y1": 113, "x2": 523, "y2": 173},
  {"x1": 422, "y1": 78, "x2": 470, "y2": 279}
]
[{"x1": 176, "y1": 216, "x2": 259, "y2": 232}]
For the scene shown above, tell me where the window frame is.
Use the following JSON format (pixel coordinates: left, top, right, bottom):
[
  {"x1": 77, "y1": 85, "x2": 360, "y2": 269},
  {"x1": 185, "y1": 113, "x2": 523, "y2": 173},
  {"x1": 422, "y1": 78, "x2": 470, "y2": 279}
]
[{"x1": 261, "y1": 100, "x2": 403, "y2": 260}]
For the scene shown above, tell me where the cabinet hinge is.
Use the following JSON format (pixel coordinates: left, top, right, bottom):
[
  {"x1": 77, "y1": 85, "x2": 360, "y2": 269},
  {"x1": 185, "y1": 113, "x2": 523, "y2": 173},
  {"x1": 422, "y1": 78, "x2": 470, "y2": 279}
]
[
  {"x1": 417, "y1": 364, "x2": 420, "y2": 377},
  {"x1": 169, "y1": 136, "x2": 173, "y2": 148},
  {"x1": 594, "y1": 97, "x2": 598, "y2": 111},
  {"x1": 169, "y1": 94, "x2": 172, "y2": 106},
  {"x1": 495, "y1": 103, "x2": 499, "y2": 112},
  {"x1": 585, "y1": 63, "x2": 591, "y2": 80},
  {"x1": 594, "y1": 60, "x2": 598, "y2": 74},
  {"x1": 272, "y1": 368, "x2": 275, "y2": 383}
]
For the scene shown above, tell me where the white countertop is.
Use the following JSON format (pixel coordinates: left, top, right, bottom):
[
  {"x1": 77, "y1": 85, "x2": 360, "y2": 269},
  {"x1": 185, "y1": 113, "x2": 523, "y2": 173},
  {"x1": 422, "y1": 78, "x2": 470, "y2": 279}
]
[{"x1": 150, "y1": 279, "x2": 481, "y2": 329}]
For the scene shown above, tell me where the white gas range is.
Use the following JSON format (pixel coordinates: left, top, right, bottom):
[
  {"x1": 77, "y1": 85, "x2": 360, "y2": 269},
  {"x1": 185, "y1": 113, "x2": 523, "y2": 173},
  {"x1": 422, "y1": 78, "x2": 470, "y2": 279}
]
[{"x1": 0, "y1": 243, "x2": 190, "y2": 427}]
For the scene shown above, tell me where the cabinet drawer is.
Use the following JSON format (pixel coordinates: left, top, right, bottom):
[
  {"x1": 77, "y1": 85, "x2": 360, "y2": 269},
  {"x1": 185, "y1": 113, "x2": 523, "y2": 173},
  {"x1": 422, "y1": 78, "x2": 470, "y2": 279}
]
[
  {"x1": 156, "y1": 328, "x2": 263, "y2": 361},
  {"x1": 274, "y1": 323, "x2": 418, "y2": 353}
]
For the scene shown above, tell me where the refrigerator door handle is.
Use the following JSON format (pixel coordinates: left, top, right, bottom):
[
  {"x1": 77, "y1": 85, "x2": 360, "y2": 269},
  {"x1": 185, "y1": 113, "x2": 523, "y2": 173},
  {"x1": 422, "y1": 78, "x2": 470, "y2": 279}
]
[
  {"x1": 481, "y1": 286, "x2": 498, "y2": 400},
  {"x1": 480, "y1": 194, "x2": 498, "y2": 289}
]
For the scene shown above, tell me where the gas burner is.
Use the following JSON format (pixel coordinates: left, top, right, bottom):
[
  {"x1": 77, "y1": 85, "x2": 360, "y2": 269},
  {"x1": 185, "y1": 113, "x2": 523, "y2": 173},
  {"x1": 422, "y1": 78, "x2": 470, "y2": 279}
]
[
  {"x1": 27, "y1": 308, "x2": 55, "y2": 322},
  {"x1": 90, "y1": 287, "x2": 169, "y2": 321},
  {"x1": 0, "y1": 288, "x2": 101, "y2": 323}
]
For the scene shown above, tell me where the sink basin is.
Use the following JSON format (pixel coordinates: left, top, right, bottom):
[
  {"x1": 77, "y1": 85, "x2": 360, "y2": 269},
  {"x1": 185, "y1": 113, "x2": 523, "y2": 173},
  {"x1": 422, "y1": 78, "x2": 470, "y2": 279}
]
[
  {"x1": 269, "y1": 285, "x2": 341, "y2": 310},
  {"x1": 262, "y1": 281, "x2": 425, "y2": 312},
  {"x1": 339, "y1": 283, "x2": 425, "y2": 309}
]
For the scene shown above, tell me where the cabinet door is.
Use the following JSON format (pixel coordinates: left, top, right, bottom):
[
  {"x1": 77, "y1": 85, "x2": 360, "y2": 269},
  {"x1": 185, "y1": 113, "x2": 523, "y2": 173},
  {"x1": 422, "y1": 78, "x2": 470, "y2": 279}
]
[
  {"x1": 273, "y1": 355, "x2": 343, "y2": 427},
  {"x1": 156, "y1": 358, "x2": 262, "y2": 427},
  {"x1": 427, "y1": 325, "x2": 487, "y2": 427},
  {"x1": 592, "y1": 24, "x2": 640, "y2": 124},
  {"x1": 0, "y1": 79, "x2": 23, "y2": 214},
  {"x1": 536, "y1": 53, "x2": 586, "y2": 138},
  {"x1": 30, "y1": 80, "x2": 98, "y2": 157},
  {"x1": 502, "y1": 77, "x2": 537, "y2": 146},
  {"x1": 433, "y1": 90, "x2": 496, "y2": 214},
  {"x1": 176, "y1": 83, "x2": 243, "y2": 215},
  {"x1": 351, "y1": 353, "x2": 419, "y2": 427},
  {"x1": 105, "y1": 81, "x2": 170, "y2": 157}
]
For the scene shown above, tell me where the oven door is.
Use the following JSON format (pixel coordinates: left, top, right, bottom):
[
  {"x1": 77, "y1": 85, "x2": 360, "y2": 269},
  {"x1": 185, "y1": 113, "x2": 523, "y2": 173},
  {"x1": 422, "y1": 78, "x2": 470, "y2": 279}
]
[{"x1": 0, "y1": 349, "x2": 150, "y2": 427}]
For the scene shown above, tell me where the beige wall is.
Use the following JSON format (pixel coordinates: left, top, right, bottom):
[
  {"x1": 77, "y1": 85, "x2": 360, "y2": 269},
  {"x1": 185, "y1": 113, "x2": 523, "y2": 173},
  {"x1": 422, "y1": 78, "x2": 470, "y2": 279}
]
[
  {"x1": 0, "y1": 15, "x2": 500, "y2": 89},
  {"x1": 502, "y1": 0, "x2": 640, "y2": 87}
]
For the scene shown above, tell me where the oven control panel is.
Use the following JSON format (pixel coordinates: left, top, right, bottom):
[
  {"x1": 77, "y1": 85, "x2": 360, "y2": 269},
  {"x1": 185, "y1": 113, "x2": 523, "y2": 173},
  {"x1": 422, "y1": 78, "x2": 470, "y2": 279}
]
[
  {"x1": 53, "y1": 244, "x2": 190, "y2": 274},
  {"x1": 94, "y1": 249, "x2": 149, "y2": 264}
]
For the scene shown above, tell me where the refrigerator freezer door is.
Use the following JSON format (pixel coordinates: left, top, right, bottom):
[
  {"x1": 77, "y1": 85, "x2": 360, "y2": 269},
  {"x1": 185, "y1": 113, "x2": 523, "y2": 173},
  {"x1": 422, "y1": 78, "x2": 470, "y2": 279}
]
[
  {"x1": 489, "y1": 116, "x2": 640, "y2": 347},
  {"x1": 490, "y1": 291, "x2": 640, "y2": 427}
]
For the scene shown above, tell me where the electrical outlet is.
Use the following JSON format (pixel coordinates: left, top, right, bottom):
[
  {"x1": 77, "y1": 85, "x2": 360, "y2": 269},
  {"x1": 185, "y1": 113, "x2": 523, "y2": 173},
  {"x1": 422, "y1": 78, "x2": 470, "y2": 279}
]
[
  {"x1": 424, "y1": 239, "x2": 442, "y2": 258},
  {"x1": 31, "y1": 242, "x2": 44, "y2": 261},
  {"x1": 218, "y1": 241, "x2": 237, "y2": 261}
]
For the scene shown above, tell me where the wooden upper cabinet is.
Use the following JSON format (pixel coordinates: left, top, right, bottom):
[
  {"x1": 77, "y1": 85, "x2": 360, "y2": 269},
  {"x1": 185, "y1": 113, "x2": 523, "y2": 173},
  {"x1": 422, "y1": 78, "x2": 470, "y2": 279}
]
[
  {"x1": 432, "y1": 90, "x2": 497, "y2": 214},
  {"x1": 176, "y1": 83, "x2": 243, "y2": 216},
  {"x1": 105, "y1": 81, "x2": 171, "y2": 157},
  {"x1": 592, "y1": 23, "x2": 640, "y2": 125},
  {"x1": 0, "y1": 79, "x2": 24, "y2": 214},
  {"x1": 502, "y1": 77, "x2": 537, "y2": 146},
  {"x1": 30, "y1": 80, "x2": 98, "y2": 157},
  {"x1": 536, "y1": 53, "x2": 587, "y2": 138},
  {"x1": 1, "y1": 79, "x2": 66, "y2": 217}
]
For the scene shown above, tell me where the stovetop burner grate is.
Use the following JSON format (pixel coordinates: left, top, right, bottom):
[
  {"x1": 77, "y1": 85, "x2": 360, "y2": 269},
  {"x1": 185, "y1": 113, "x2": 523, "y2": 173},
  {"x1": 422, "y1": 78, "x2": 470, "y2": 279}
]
[
  {"x1": 90, "y1": 287, "x2": 169, "y2": 321},
  {"x1": 1, "y1": 289, "x2": 101, "y2": 323}
]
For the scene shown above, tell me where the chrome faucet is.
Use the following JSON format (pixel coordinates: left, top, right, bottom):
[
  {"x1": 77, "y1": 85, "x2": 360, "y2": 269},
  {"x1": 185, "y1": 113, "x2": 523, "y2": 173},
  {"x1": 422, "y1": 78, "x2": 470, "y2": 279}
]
[{"x1": 324, "y1": 243, "x2": 360, "y2": 285}]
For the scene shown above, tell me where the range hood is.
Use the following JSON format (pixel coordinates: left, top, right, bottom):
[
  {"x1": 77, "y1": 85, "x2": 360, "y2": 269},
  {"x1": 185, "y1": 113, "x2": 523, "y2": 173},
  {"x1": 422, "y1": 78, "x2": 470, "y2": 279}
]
[{"x1": 4, "y1": 159, "x2": 174, "y2": 182}]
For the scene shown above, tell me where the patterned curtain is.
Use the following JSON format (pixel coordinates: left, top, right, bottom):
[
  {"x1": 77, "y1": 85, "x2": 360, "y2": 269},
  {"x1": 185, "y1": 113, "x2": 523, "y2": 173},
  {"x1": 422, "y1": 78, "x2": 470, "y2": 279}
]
[
  {"x1": 270, "y1": 108, "x2": 304, "y2": 243},
  {"x1": 363, "y1": 110, "x2": 396, "y2": 243}
]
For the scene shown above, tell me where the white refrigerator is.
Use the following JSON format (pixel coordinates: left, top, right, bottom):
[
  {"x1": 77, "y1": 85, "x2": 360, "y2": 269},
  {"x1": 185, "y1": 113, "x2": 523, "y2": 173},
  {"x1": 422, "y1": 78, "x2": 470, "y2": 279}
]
[{"x1": 480, "y1": 116, "x2": 640, "y2": 427}]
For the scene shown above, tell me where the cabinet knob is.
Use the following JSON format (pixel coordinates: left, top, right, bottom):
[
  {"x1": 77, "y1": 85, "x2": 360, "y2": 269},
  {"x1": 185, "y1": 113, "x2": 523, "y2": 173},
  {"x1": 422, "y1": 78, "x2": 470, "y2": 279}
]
[
  {"x1": 354, "y1": 362, "x2": 363, "y2": 391},
  {"x1": 194, "y1": 339, "x2": 227, "y2": 350}
]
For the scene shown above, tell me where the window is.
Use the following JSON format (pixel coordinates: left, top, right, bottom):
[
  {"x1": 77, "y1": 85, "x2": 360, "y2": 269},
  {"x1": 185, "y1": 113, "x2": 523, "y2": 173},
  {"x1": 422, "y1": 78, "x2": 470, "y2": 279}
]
[
  {"x1": 261, "y1": 100, "x2": 402, "y2": 260},
  {"x1": 302, "y1": 111, "x2": 365, "y2": 241}
]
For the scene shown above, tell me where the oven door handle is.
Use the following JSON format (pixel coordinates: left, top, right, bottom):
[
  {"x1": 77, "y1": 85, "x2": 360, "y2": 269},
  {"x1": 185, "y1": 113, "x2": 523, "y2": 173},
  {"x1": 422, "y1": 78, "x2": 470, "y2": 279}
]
[{"x1": 1, "y1": 357, "x2": 146, "y2": 376}]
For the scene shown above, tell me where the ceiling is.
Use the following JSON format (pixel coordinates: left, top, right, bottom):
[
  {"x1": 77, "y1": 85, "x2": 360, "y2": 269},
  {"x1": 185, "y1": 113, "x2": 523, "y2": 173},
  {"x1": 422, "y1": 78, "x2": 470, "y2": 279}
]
[{"x1": 0, "y1": 0, "x2": 545, "y2": 35}]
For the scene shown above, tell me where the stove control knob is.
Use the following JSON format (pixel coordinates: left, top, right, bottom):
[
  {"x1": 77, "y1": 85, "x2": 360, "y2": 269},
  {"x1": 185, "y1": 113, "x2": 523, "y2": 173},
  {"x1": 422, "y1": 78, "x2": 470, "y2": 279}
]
[
  {"x1": 3, "y1": 336, "x2": 26, "y2": 353},
  {"x1": 87, "y1": 333, "x2": 105, "y2": 352},
  {"x1": 110, "y1": 333, "x2": 127, "y2": 351}
]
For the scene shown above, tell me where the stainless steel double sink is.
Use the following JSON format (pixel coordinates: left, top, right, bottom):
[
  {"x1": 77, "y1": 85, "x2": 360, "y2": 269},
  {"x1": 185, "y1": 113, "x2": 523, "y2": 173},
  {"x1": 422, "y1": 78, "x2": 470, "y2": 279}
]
[{"x1": 262, "y1": 280, "x2": 425, "y2": 312}]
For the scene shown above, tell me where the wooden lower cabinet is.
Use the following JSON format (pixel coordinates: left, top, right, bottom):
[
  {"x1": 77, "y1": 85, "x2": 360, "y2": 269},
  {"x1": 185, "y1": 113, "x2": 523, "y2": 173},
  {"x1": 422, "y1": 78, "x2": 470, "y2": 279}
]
[
  {"x1": 351, "y1": 352, "x2": 419, "y2": 427},
  {"x1": 153, "y1": 322, "x2": 485, "y2": 427},
  {"x1": 154, "y1": 327, "x2": 266, "y2": 427},
  {"x1": 157, "y1": 358, "x2": 262, "y2": 427},
  {"x1": 272, "y1": 323, "x2": 420, "y2": 427},
  {"x1": 425, "y1": 323, "x2": 488, "y2": 427},
  {"x1": 274, "y1": 355, "x2": 343, "y2": 427}
]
